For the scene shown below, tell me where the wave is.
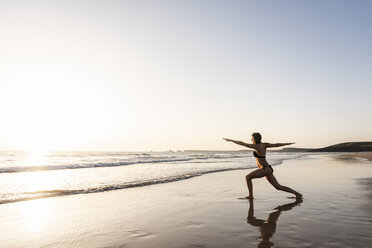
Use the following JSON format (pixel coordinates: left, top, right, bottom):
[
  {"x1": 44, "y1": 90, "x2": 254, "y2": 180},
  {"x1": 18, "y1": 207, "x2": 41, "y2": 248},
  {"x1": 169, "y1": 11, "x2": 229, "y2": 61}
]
[
  {"x1": 0, "y1": 153, "x2": 310, "y2": 205},
  {"x1": 0, "y1": 154, "x2": 249, "y2": 174},
  {"x1": 0, "y1": 166, "x2": 252, "y2": 205}
]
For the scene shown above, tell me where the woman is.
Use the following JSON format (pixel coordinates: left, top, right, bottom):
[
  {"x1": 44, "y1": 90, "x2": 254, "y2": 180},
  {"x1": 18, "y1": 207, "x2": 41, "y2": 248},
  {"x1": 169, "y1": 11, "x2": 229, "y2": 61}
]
[{"x1": 223, "y1": 133, "x2": 302, "y2": 199}]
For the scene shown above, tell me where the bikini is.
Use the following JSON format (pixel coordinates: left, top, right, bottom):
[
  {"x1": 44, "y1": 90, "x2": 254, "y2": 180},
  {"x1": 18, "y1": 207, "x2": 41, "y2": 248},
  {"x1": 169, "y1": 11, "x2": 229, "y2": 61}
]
[{"x1": 253, "y1": 151, "x2": 274, "y2": 173}]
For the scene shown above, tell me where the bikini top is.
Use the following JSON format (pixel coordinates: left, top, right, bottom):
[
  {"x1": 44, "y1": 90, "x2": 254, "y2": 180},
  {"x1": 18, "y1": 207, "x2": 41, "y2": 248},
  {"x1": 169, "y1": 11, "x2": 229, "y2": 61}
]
[{"x1": 253, "y1": 151, "x2": 266, "y2": 159}]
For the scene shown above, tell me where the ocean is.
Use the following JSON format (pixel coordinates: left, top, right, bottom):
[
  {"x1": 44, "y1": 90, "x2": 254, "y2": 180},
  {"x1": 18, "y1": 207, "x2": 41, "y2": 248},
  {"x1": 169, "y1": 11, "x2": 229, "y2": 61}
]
[{"x1": 0, "y1": 150, "x2": 307, "y2": 204}]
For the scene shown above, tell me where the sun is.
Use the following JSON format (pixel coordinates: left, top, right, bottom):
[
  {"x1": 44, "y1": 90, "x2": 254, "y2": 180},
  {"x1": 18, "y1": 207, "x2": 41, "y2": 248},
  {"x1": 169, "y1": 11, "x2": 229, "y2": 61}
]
[{"x1": 0, "y1": 81, "x2": 100, "y2": 151}]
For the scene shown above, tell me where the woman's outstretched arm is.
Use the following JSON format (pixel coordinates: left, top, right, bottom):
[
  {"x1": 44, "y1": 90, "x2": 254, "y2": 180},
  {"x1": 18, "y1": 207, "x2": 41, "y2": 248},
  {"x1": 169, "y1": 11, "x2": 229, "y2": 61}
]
[
  {"x1": 223, "y1": 138, "x2": 256, "y2": 149},
  {"x1": 265, "y1": 142, "x2": 295, "y2": 148}
]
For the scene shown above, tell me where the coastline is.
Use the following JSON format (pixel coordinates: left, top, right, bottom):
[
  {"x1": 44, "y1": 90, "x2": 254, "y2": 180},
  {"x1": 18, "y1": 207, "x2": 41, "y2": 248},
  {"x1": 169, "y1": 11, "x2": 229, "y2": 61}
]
[{"x1": 0, "y1": 154, "x2": 371, "y2": 247}]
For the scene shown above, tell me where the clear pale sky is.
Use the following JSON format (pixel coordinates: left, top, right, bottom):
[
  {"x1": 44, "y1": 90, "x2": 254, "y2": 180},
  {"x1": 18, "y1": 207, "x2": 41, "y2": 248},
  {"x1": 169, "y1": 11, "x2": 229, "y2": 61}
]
[{"x1": 0, "y1": 0, "x2": 371, "y2": 151}]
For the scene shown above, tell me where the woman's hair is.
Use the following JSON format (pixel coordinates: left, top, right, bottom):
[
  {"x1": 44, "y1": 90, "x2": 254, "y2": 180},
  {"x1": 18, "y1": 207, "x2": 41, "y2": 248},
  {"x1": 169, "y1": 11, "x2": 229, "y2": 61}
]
[{"x1": 252, "y1": 132, "x2": 262, "y2": 144}]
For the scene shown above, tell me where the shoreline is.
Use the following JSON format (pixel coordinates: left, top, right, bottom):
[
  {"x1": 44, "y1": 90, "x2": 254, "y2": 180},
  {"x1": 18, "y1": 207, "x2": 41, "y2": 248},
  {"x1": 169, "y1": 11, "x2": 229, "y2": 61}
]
[{"x1": 0, "y1": 154, "x2": 371, "y2": 247}]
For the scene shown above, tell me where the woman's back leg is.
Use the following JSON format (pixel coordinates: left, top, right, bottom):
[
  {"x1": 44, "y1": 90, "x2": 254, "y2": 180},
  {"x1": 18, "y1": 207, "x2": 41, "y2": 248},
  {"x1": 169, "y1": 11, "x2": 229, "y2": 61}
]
[{"x1": 266, "y1": 174, "x2": 302, "y2": 198}]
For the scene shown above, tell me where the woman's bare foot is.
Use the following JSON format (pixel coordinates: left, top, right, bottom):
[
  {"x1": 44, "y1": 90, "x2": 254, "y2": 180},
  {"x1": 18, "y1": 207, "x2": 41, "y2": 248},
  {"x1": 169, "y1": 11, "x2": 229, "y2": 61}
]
[
  {"x1": 287, "y1": 193, "x2": 303, "y2": 199},
  {"x1": 295, "y1": 193, "x2": 303, "y2": 198},
  {"x1": 238, "y1": 196, "x2": 254, "y2": 200}
]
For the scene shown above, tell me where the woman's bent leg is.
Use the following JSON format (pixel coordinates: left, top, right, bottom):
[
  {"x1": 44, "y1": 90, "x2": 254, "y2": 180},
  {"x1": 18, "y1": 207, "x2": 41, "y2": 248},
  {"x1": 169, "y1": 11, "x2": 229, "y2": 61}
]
[{"x1": 245, "y1": 168, "x2": 271, "y2": 198}]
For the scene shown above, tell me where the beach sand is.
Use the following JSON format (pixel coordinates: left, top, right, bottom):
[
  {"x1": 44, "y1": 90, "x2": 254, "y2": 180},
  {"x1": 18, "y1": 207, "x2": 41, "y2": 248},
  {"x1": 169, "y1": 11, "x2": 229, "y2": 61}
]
[
  {"x1": 333, "y1": 151, "x2": 372, "y2": 162},
  {"x1": 0, "y1": 154, "x2": 371, "y2": 248}
]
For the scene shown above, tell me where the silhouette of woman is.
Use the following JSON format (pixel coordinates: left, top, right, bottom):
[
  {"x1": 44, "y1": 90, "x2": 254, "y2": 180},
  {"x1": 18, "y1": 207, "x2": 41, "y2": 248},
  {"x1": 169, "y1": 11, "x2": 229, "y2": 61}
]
[
  {"x1": 224, "y1": 133, "x2": 302, "y2": 199},
  {"x1": 247, "y1": 198, "x2": 303, "y2": 248}
]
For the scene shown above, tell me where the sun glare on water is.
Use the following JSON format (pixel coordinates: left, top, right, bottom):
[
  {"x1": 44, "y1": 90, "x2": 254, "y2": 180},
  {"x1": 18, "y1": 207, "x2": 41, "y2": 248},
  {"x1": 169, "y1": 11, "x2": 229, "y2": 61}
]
[
  {"x1": 16, "y1": 152, "x2": 61, "y2": 233},
  {"x1": 24, "y1": 150, "x2": 51, "y2": 167}
]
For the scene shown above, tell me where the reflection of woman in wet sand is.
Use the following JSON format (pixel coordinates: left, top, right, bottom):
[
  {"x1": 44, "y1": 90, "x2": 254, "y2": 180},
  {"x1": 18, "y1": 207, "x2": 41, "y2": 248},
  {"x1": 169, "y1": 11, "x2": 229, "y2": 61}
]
[
  {"x1": 224, "y1": 133, "x2": 302, "y2": 199},
  {"x1": 247, "y1": 198, "x2": 303, "y2": 248}
]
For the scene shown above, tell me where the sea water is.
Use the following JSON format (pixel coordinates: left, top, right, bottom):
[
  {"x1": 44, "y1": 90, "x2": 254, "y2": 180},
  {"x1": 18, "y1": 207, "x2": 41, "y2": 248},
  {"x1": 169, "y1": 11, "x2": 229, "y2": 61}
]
[{"x1": 0, "y1": 150, "x2": 307, "y2": 204}]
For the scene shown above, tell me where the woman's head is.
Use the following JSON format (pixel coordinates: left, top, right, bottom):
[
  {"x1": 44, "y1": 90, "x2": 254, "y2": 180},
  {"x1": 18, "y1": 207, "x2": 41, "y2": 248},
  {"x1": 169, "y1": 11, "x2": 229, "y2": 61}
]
[{"x1": 251, "y1": 133, "x2": 262, "y2": 144}]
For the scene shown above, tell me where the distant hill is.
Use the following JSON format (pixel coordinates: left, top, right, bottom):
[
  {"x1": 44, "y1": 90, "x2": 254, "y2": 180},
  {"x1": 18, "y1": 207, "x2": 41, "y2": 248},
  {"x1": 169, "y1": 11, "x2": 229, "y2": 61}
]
[
  {"x1": 277, "y1": 142, "x2": 372, "y2": 153},
  {"x1": 309, "y1": 142, "x2": 372, "y2": 152}
]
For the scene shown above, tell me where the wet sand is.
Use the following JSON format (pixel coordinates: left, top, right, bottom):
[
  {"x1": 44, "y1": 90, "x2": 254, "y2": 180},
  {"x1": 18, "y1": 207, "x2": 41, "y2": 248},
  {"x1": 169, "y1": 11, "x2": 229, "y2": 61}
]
[
  {"x1": 333, "y1": 152, "x2": 372, "y2": 162},
  {"x1": 0, "y1": 154, "x2": 371, "y2": 247}
]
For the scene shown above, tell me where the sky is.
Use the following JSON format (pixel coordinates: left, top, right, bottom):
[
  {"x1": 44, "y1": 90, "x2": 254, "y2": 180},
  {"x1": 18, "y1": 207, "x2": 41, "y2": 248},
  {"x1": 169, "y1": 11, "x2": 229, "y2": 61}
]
[{"x1": 0, "y1": 0, "x2": 371, "y2": 151}]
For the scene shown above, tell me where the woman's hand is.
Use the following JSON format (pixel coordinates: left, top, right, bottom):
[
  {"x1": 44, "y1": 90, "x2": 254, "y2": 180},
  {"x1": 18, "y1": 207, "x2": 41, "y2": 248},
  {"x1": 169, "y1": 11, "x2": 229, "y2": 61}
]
[{"x1": 223, "y1": 138, "x2": 233, "y2": 142}]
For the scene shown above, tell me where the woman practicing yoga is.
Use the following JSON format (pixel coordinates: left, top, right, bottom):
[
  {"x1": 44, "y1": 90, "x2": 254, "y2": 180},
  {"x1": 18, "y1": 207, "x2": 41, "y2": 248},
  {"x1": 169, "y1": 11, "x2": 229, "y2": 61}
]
[{"x1": 223, "y1": 133, "x2": 303, "y2": 199}]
